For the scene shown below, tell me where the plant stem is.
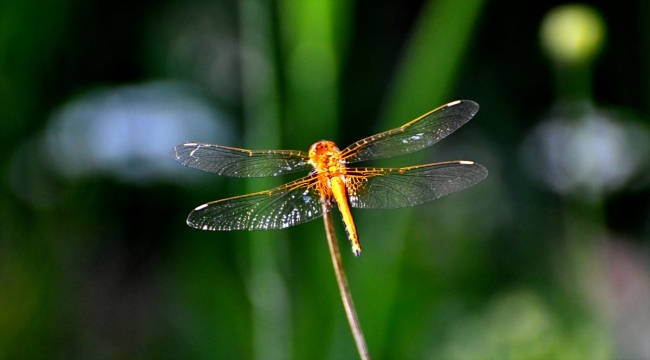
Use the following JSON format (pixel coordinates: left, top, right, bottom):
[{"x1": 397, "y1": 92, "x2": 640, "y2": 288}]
[{"x1": 321, "y1": 202, "x2": 370, "y2": 360}]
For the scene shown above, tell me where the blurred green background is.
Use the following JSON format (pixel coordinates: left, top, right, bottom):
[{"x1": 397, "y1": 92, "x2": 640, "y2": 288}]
[{"x1": 1, "y1": 0, "x2": 649, "y2": 359}]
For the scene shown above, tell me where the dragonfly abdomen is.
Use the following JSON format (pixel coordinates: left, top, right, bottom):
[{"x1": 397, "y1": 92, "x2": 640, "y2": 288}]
[{"x1": 330, "y1": 175, "x2": 362, "y2": 256}]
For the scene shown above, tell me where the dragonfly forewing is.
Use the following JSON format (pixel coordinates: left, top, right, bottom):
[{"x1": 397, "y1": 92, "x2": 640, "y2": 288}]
[
  {"x1": 171, "y1": 142, "x2": 311, "y2": 177},
  {"x1": 340, "y1": 100, "x2": 479, "y2": 164}
]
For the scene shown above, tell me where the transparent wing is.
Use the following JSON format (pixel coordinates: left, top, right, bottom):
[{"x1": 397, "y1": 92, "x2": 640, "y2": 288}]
[
  {"x1": 347, "y1": 161, "x2": 487, "y2": 209},
  {"x1": 187, "y1": 176, "x2": 327, "y2": 231},
  {"x1": 170, "y1": 142, "x2": 311, "y2": 177},
  {"x1": 340, "y1": 100, "x2": 479, "y2": 164}
]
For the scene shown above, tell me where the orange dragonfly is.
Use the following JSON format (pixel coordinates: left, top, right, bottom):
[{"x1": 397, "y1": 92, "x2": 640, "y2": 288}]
[{"x1": 171, "y1": 100, "x2": 487, "y2": 256}]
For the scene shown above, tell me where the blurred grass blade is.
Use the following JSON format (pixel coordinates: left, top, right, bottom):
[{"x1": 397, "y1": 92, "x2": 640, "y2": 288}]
[
  {"x1": 239, "y1": 1, "x2": 291, "y2": 359},
  {"x1": 279, "y1": 0, "x2": 352, "y2": 149},
  {"x1": 353, "y1": 0, "x2": 485, "y2": 354},
  {"x1": 382, "y1": 0, "x2": 485, "y2": 129},
  {"x1": 278, "y1": 0, "x2": 356, "y2": 357}
]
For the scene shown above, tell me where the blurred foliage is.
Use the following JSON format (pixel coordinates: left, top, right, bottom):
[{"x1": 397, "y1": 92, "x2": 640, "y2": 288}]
[{"x1": 1, "y1": 0, "x2": 649, "y2": 359}]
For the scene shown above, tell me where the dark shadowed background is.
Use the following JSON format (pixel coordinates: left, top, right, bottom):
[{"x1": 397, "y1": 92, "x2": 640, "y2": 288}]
[{"x1": 1, "y1": 0, "x2": 649, "y2": 359}]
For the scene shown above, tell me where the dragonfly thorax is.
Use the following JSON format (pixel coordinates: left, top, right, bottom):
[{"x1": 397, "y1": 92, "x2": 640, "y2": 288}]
[{"x1": 308, "y1": 140, "x2": 346, "y2": 175}]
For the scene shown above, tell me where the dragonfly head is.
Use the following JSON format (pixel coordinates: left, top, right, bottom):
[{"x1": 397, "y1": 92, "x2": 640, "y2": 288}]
[
  {"x1": 308, "y1": 141, "x2": 342, "y2": 169},
  {"x1": 309, "y1": 141, "x2": 340, "y2": 157}
]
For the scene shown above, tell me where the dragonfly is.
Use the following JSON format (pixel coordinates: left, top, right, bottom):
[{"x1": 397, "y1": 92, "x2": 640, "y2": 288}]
[{"x1": 171, "y1": 100, "x2": 487, "y2": 256}]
